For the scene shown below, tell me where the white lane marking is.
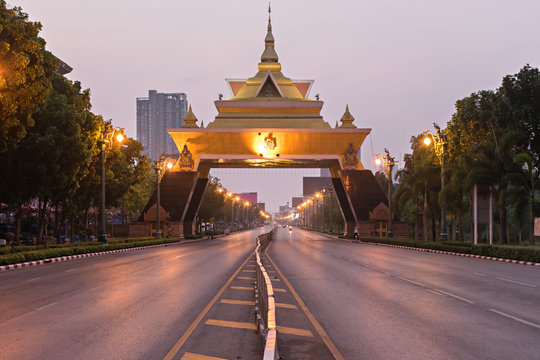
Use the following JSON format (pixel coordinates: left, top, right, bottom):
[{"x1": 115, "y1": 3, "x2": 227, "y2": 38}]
[
  {"x1": 433, "y1": 289, "x2": 474, "y2": 304},
  {"x1": 35, "y1": 302, "x2": 58, "y2": 311},
  {"x1": 473, "y1": 272, "x2": 487, "y2": 277},
  {"x1": 495, "y1": 277, "x2": 537, "y2": 288},
  {"x1": 89, "y1": 286, "x2": 102, "y2": 291},
  {"x1": 489, "y1": 309, "x2": 540, "y2": 330},
  {"x1": 427, "y1": 289, "x2": 443, "y2": 296},
  {"x1": 65, "y1": 269, "x2": 76, "y2": 272},
  {"x1": 397, "y1": 276, "x2": 424, "y2": 287},
  {"x1": 27, "y1": 277, "x2": 41, "y2": 282}
]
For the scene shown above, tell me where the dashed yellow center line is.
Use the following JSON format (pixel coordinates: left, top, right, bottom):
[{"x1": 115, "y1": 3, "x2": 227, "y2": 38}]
[
  {"x1": 237, "y1": 276, "x2": 255, "y2": 280},
  {"x1": 205, "y1": 319, "x2": 258, "y2": 330},
  {"x1": 163, "y1": 254, "x2": 253, "y2": 360},
  {"x1": 277, "y1": 326, "x2": 314, "y2": 337},
  {"x1": 220, "y1": 299, "x2": 255, "y2": 306},
  {"x1": 181, "y1": 352, "x2": 227, "y2": 360},
  {"x1": 273, "y1": 288, "x2": 287, "y2": 292},
  {"x1": 276, "y1": 303, "x2": 298, "y2": 309},
  {"x1": 266, "y1": 244, "x2": 345, "y2": 360},
  {"x1": 230, "y1": 286, "x2": 253, "y2": 291},
  {"x1": 242, "y1": 270, "x2": 256, "y2": 272}
]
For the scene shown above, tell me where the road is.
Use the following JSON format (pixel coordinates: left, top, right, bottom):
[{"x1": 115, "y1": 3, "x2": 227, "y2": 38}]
[
  {"x1": 0, "y1": 228, "x2": 266, "y2": 360},
  {"x1": 2, "y1": 226, "x2": 539, "y2": 359},
  {"x1": 268, "y1": 227, "x2": 540, "y2": 360}
]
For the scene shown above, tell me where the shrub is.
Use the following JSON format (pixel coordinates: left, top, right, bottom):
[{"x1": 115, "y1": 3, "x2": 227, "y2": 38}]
[{"x1": 0, "y1": 238, "x2": 182, "y2": 265}]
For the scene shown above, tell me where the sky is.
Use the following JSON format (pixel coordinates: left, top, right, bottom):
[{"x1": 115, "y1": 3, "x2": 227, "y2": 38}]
[{"x1": 12, "y1": 0, "x2": 540, "y2": 213}]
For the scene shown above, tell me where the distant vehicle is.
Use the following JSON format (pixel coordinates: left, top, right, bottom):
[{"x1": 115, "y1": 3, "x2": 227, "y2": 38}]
[{"x1": 288, "y1": 225, "x2": 292, "y2": 231}]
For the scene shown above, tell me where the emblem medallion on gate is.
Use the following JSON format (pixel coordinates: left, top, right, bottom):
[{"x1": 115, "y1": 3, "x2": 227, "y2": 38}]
[{"x1": 263, "y1": 132, "x2": 277, "y2": 152}]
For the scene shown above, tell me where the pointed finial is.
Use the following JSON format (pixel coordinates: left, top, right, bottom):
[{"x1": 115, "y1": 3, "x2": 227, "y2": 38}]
[
  {"x1": 261, "y1": 3, "x2": 278, "y2": 63},
  {"x1": 339, "y1": 104, "x2": 357, "y2": 128},
  {"x1": 200, "y1": 120, "x2": 205, "y2": 128},
  {"x1": 182, "y1": 104, "x2": 199, "y2": 128}
]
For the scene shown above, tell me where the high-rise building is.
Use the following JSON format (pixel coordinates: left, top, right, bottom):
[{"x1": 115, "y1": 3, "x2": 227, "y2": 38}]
[
  {"x1": 320, "y1": 168, "x2": 331, "y2": 177},
  {"x1": 137, "y1": 90, "x2": 188, "y2": 160}
]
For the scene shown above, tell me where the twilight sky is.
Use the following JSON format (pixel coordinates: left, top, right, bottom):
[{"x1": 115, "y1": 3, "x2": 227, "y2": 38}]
[{"x1": 13, "y1": 0, "x2": 540, "y2": 212}]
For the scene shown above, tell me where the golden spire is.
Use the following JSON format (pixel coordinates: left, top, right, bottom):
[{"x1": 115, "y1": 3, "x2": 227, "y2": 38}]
[
  {"x1": 182, "y1": 105, "x2": 199, "y2": 128},
  {"x1": 261, "y1": 3, "x2": 279, "y2": 63},
  {"x1": 339, "y1": 104, "x2": 357, "y2": 128}
]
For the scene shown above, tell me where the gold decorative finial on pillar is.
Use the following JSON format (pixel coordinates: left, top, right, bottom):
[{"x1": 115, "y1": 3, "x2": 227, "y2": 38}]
[
  {"x1": 261, "y1": 2, "x2": 278, "y2": 63},
  {"x1": 182, "y1": 105, "x2": 199, "y2": 128},
  {"x1": 339, "y1": 104, "x2": 357, "y2": 128}
]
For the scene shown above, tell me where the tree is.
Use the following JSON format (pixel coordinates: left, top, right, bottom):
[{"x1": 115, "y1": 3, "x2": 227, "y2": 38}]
[
  {"x1": 11, "y1": 73, "x2": 98, "y2": 246},
  {"x1": 0, "y1": 1, "x2": 55, "y2": 151}
]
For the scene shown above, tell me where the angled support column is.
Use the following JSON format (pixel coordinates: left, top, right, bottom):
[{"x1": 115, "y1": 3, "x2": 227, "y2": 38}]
[
  {"x1": 182, "y1": 177, "x2": 209, "y2": 236},
  {"x1": 331, "y1": 176, "x2": 358, "y2": 235}
]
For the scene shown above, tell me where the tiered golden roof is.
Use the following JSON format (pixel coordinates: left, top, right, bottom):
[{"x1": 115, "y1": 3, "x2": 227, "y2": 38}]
[{"x1": 206, "y1": 5, "x2": 331, "y2": 129}]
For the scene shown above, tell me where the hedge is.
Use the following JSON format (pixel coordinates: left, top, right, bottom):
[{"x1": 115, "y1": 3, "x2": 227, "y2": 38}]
[
  {"x1": 358, "y1": 236, "x2": 540, "y2": 263},
  {"x1": 0, "y1": 238, "x2": 181, "y2": 266}
]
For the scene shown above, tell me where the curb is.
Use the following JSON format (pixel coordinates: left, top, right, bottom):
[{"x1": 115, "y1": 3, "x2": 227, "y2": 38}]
[
  {"x1": 301, "y1": 230, "x2": 540, "y2": 268},
  {"x1": 0, "y1": 237, "x2": 213, "y2": 272}
]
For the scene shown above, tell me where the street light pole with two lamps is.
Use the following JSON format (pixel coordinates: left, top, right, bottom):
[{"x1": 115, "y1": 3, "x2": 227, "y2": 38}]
[
  {"x1": 423, "y1": 123, "x2": 449, "y2": 241},
  {"x1": 154, "y1": 155, "x2": 174, "y2": 238},
  {"x1": 99, "y1": 121, "x2": 125, "y2": 245},
  {"x1": 375, "y1": 149, "x2": 395, "y2": 237}
]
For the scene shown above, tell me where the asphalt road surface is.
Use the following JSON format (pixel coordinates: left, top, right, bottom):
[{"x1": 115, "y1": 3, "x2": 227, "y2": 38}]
[
  {"x1": 2, "y1": 226, "x2": 539, "y2": 360},
  {"x1": 268, "y1": 227, "x2": 540, "y2": 360},
  {"x1": 0, "y1": 228, "x2": 266, "y2": 360}
]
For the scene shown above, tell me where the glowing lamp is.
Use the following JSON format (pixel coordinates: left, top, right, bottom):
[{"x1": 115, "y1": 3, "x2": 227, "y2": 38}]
[
  {"x1": 116, "y1": 133, "x2": 124, "y2": 143},
  {"x1": 423, "y1": 137, "x2": 432, "y2": 146},
  {"x1": 375, "y1": 158, "x2": 382, "y2": 166},
  {"x1": 166, "y1": 161, "x2": 173, "y2": 170}
]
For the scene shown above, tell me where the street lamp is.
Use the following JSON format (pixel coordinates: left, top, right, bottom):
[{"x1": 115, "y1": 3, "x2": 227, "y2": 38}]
[
  {"x1": 423, "y1": 123, "x2": 449, "y2": 241},
  {"x1": 307, "y1": 199, "x2": 313, "y2": 228},
  {"x1": 315, "y1": 192, "x2": 321, "y2": 230},
  {"x1": 375, "y1": 149, "x2": 395, "y2": 237},
  {"x1": 153, "y1": 155, "x2": 174, "y2": 238},
  {"x1": 99, "y1": 120, "x2": 124, "y2": 245}
]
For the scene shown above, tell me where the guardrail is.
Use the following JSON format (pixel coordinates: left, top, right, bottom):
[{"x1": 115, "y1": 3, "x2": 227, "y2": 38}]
[{"x1": 254, "y1": 227, "x2": 278, "y2": 360}]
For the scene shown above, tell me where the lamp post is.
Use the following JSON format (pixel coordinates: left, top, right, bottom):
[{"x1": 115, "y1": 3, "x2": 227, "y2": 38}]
[
  {"x1": 423, "y1": 124, "x2": 449, "y2": 241},
  {"x1": 375, "y1": 149, "x2": 395, "y2": 237},
  {"x1": 315, "y1": 192, "x2": 321, "y2": 230},
  {"x1": 99, "y1": 121, "x2": 124, "y2": 245},
  {"x1": 328, "y1": 187, "x2": 333, "y2": 233},
  {"x1": 307, "y1": 199, "x2": 313, "y2": 228},
  {"x1": 153, "y1": 155, "x2": 174, "y2": 238}
]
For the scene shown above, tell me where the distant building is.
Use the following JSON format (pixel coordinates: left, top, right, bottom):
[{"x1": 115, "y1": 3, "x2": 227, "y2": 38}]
[
  {"x1": 279, "y1": 202, "x2": 291, "y2": 215},
  {"x1": 291, "y1": 197, "x2": 303, "y2": 208},
  {"x1": 303, "y1": 177, "x2": 331, "y2": 197},
  {"x1": 237, "y1": 192, "x2": 257, "y2": 205},
  {"x1": 137, "y1": 90, "x2": 188, "y2": 160},
  {"x1": 320, "y1": 168, "x2": 331, "y2": 177},
  {"x1": 256, "y1": 203, "x2": 266, "y2": 211}
]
